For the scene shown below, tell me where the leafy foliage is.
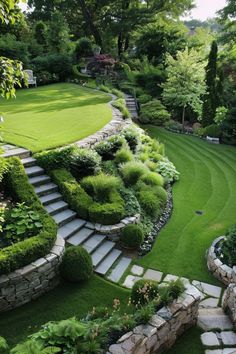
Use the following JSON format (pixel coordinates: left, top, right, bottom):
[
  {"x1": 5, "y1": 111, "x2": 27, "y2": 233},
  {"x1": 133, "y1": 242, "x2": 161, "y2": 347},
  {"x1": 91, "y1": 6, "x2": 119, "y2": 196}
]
[
  {"x1": 120, "y1": 224, "x2": 144, "y2": 249},
  {"x1": 221, "y1": 224, "x2": 236, "y2": 266},
  {"x1": 140, "y1": 100, "x2": 170, "y2": 125}
]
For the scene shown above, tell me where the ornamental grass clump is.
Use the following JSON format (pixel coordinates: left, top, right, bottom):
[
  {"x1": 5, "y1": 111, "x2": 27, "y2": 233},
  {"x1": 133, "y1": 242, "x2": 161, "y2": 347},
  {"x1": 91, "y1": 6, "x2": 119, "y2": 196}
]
[
  {"x1": 140, "y1": 171, "x2": 164, "y2": 187},
  {"x1": 115, "y1": 146, "x2": 133, "y2": 164},
  {"x1": 120, "y1": 161, "x2": 149, "y2": 186}
]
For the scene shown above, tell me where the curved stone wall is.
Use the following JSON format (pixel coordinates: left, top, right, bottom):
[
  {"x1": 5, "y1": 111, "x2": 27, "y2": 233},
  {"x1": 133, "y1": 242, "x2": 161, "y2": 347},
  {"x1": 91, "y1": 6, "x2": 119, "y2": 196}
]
[
  {"x1": 207, "y1": 236, "x2": 235, "y2": 285},
  {"x1": 0, "y1": 236, "x2": 65, "y2": 313},
  {"x1": 108, "y1": 286, "x2": 201, "y2": 354},
  {"x1": 223, "y1": 283, "x2": 236, "y2": 323}
]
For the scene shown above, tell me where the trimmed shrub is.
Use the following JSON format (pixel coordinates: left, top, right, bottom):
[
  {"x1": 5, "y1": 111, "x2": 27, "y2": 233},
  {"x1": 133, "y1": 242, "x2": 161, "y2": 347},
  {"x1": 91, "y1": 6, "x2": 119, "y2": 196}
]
[
  {"x1": 70, "y1": 148, "x2": 101, "y2": 178},
  {"x1": 122, "y1": 128, "x2": 139, "y2": 152},
  {"x1": 140, "y1": 171, "x2": 164, "y2": 187},
  {"x1": 95, "y1": 135, "x2": 125, "y2": 160},
  {"x1": 34, "y1": 146, "x2": 74, "y2": 171},
  {"x1": 140, "y1": 100, "x2": 170, "y2": 125},
  {"x1": 120, "y1": 161, "x2": 149, "y2": 186},
  {"x1": 131, "y1": 279, "x2": 159, "y2": 306},
  {"x1": 203, "y1": 124, "x2": 221, "y2": 138},
  {"x1": 60, "y1": 245, "x2": 93, "y2": 282},
  {"x1": 99, "y1": 84, "x2": 111, "y2": 93},
  {"x1": 0, "y1": 336, "x2": 9, "y2": 354},
  {"x1": 75, "y1": 37, "x2": 93, "y2": 59},
  {"x1": 138, "y1": 190, "x2": 161, "y2": 217},
  {"x1": 120, "y1": 224, "x2": 144, "y2": 249},
  {"x1": 152, "y1": 186, "x2": 168, "y2": 205},
  {"x1": 115, "y1": 147, "x2": 133, "y2": 164},
  {"x1": 221, "y1": 224, "x2": 236, "y2": 266}
]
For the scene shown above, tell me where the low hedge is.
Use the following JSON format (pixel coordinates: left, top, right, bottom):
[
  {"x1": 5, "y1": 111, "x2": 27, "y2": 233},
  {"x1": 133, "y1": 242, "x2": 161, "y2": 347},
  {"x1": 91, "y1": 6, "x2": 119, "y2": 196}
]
[
  {"x1": 51, "y1": 169, "x2": 125, "y2": 225},
  {"x1": 0, "y1": 158, "x2": 57, "y2": 275},
  {"x1": 34, "y1": 146, "x2": 75, "y2": 171}
]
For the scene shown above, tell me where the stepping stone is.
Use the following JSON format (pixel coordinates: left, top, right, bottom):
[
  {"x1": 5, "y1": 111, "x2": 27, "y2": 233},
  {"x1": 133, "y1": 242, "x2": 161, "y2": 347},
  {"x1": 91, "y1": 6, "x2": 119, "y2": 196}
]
[
  {"x1": 52, "y1": 209, "x2": 76, "y2": 226},
  {"x1": 67, "y1": 227, "x2": 93, "y2": 245},
  {"x1": 95, "y1": 249, "x2": 122, "y2": 276},
  {"x1": 91, "y1": 241, "x2": 115, "y2": 267},
  {"x1": 108, "y1": 257, "x2": 132, "y2": 283},
  {"x1": 198, "y1": 308, "x2": 233, "y2": 331},
  {"x1": 222, "y1": 350, "x2": 236, "y2": 354},
  {"x1": 25, "y1": 166, "x2": 44, "y2": 177},
  {"x1": 185, "y1": 284, "x2": 203, "y2": 300},
  {"x1": 200, "y1": 298, "x2": 219, "y2": 308},
  {"x1": 205, "y1": 351, "x2": 223, "y2": 354},
  {"x1": 201, "y1": 332, "x2": 220, "y2": 347},
  {"x1": 192, "y1": 281, "x2": 222, "y2": 298},
  {"x1": 82, "y1": 234, "x2": 106, "y2": 253},
  {"x1": 2, "y1": 147, "x2": 30, "y2": 158},
  {"x1": 45, "y1": 200, "x2": 68, "y2": 215},
  {"x1": 29, "y1": 175, "x2": 51, "y2": 187},
  {"x1": 143, "y1": 269, "x2": 163, "y2": 282},
  {"x1": 221, "y1": 332, "x2": 236, "y2": 346},
  {"x1": 57, "y1": 219, "x2": 86, "y2": 240},
  {"x1": 35, "y1": 183, "x2": 58, "y2": 196},
  {"x1": 21, "y1": 156, "x2": 36, "y2": 167},
  {"x1": 123, "y1": 275, "x2": 142, "y2": 289},
  {"x1": 131, "y1": 265, "x2": 144, "y2": 276},
  {"x1": 39, "y1": 192, "x2": 63, "y2": 206},
  {"x1": 163, "y1": 274, "x2": 179, "y2": 282}
]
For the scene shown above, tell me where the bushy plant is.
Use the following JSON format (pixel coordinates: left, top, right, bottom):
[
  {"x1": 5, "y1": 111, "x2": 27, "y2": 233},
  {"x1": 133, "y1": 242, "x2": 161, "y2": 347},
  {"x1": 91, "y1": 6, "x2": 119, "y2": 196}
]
[
  {"x1": 140, "y1": 100, "x2": 170, "y2": 125},
  {"x1": 112, "y1": 98, "x2": 130, "y2": 118},
  {"x1": 134, "y1": 302, "x2": 156, "y2": 324},
  {"x1": 156, "y1": 158, "x2": 180, "y2": 183},
  {"x1": 159, "y1": 279, "x2": 185, "y2": 305},
  {"x1": 95, "y1": 135, "x2": 125, "y2": 160},
  {"x1": 165, "y1": 119, "x2": 183, "y2": 132},
  {"x1": 152, "y1": 186, "x2": 168, "y2": 205},
  {"x1": 75, "y1": 37, "x2": 93, "y2": 59},
  {"x1": 203, "y1": 124, "x2": 221, "y2": 138},
  {"x1": 120, "y1": 224, "x2": 144, "y2": 249},
  {"x1": 138, "y1": 94, "x2": 152, "y2": 104},
  {"x1": 0, "y1": 157, "x2": 8, "y2": 182},
  {"x1": 0, "y1": 336, "x2": 9, "y2": 354},
  {"x1": 70, "y1": 148, "x2": 101, "y2": 178},
  {"x1": 120, "y1": 161, "x2": 149, "y2": 185},
  {"x1": 131, "y1": 279, "x2": 159, "y2": 306},
  {"x1": 111, "y1": 88, "x2": 124, "y2": 98},
  {"x1": 138, "y1": 190, "x2": 161, "y2": 217},
  {"x1": 221, "y1": 224, "x2": 236, "y2": 266},
  {"x1": 115, "y1": 147, "x2": 133, "y2": 164},
  {"x1": 34, "y1": 146, "x2": 74, "y2": 171},
  {"x1": 140, "y1": 171, "x2": 164, "y2": 187},
  {"x1": 99, "y1": 84, "x2": 111, "y2": 93},
  {"x1": 60, "y1": 246, "x2": 93, "y2": 282},
  {"x1": 120, "y1": 188, "x2": 141, "y2": 216},
  {"x1": 122, "y1": 127, "x2": 140, "y2": 152},
  {"x1": 101, "y1": 160, "x2": 119, "y2": 176}
]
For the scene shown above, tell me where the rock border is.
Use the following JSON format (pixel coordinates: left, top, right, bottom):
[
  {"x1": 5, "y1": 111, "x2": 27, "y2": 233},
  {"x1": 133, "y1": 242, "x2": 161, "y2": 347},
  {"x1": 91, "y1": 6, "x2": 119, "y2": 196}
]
[
  {"x1": 108, "y1": 285, "x2": 201, "y2": 354},
  {"x1": 0, "y1": 236, "x2": 65, "y2": 313},
  {"x1": 207, "y1": 236, "x2": 235, "y2": 285}
]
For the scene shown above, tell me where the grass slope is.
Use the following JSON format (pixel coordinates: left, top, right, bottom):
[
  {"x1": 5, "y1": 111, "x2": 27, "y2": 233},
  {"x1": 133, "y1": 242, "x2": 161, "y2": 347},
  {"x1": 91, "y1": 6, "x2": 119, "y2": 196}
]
[
  {"x1": 167, "y1": 327, "x2": 204, "y2": 354},
  {"x1": 138, "y1": 127, "x2": 236, "y2": 284},
  {"x1": 0, "y1": 276, "x2": 130, "y2": 347},
  {"x1": 1, "y1": 83, "x2": 112, "y2": 152}
]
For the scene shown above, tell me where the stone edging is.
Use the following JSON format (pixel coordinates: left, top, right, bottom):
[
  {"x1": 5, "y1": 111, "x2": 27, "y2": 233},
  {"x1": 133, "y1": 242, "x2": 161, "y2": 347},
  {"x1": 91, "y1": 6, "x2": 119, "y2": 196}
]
[
  {"x1": 108, "y1": 286, "x2": 201, "y2": 354},
  {"x1": 207, "y1": 236, "x2": 235, "y2": 285},
  {"x1": 0, "y1": 236, "x2": 65, "y2": 313}
]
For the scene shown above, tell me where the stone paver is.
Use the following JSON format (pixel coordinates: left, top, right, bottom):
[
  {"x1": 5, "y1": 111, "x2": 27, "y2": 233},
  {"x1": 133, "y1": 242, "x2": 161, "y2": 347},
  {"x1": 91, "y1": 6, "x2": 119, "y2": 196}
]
[
  {"x1": 222, "y1": 349, "x2": 236, "y2": 354},
  {"x1": 143, "y1": 269, "x2": 163, "y2": 282},
  {"x1": 205, "y1": 350, "x2": 223, "y2": 354},
  {"x1": 163, "y1": 274, "x2": 179, "y2": 282},
  {"x1": 123, "y1": 275, "x2": 141, "y2": 289},
  {"x1": 108, "y1": 257, "x2": 132, "y2": 283},
  {"x1": 95, "y1": 249, "x2": 122, "y2": 275},
  {"x1": 198, "y1": 308, "x2": 234, "y2": 331},
  {"x1": 221, "y1": 332, "x2": 236, "y2": 346},
  {"x1": 131, "y1": 265, "x2": 144, "y2": 276},
  {"x1": 193, "y1": 281, "x2": 222, "y2": 298},
  {"x1": 201, "y1": 332, "x2": 220, "y2": 347},
  {"x1": 200, "y1": 298, "x2": 219, "y2": 308}
]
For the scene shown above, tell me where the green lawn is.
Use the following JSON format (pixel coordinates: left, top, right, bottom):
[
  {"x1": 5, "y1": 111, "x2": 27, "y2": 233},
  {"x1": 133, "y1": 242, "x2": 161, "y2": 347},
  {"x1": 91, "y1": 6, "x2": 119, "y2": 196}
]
[
  {"x1": 0, "y1": 276, "x2": 130, "y2": 347},
  {"x1": 1, "y1": 83, "x2": 112, "y2": 152},
  {"x1": 167, "y1": 326, "x2": 204, "y2": 354},
  {"x1": 138, "y1": 126, "x2": 236, "y2": 284}
]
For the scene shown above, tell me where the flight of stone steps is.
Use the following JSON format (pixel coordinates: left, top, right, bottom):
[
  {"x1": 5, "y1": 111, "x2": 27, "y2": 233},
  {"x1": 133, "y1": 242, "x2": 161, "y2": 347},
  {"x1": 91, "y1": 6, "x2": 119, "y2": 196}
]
[
  {"x1": 2, "y1": 145, "x2": 132, "y2": 282},
  {"x1": 125, "y1": 95, "x2": 139, "y2": 119}
]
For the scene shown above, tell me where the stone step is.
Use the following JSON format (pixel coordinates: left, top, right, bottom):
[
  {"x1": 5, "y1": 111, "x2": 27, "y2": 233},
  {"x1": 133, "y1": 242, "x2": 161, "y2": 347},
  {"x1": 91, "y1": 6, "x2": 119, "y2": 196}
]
[
  {"x1": 95, "y1": 249, "x2": 122, "y2": 276},
  {"x1": 21, "y1": 157, "x2": 37, "y2": 167},
  {"x1": 198, "y1": 308, "x2": 234, "y2": 331},
  {"x1": 29, "y1": 174, "x2": 51, "y2": 187},
  {"x1": 107, "y1": 256, "x2": 132, "y2": 283},
  {"x1": 52, "y1": 209, "x2": 77, "y2": 227},
  {"x1": 35, "y1": 183, "x2": 58, "y2": 197},
  {"x1": 25, "y1": 165, "x2": 44, "y2": 177},
  {"x1": 2, "y1": 147, "x2": 30, "y2": 159},
  {"x1": 57, "y1": 219, "x2": 86, "y2": 240},
  {"x1": 205, "y1": 349, "x2": 236, "y2": 354},
  {"x1": 91, "y1": 241, "x2": 116, "y2": 267},
  {"x1": 45, "y1": 200, "x2": 68, "y2": 216},
  {"x1": 67, "y1": 227, "x2": 94, "y2": 246},
  {"x1": 39, "y1": 192, "x2": 63, "y2": 206},
  {"x1": 82, "y1": 234, "x2": 106, "y2": 254}
]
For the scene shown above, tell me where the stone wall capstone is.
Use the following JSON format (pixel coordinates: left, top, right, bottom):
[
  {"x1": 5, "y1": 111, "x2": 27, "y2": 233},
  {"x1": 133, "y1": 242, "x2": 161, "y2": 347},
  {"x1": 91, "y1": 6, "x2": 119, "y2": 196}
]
[
  {"x1": 108, "y1": 286, "x2": 201, "y2": 354},
  {"x1": 0, "y1": 236, "x2": 65, "y2": 313}
]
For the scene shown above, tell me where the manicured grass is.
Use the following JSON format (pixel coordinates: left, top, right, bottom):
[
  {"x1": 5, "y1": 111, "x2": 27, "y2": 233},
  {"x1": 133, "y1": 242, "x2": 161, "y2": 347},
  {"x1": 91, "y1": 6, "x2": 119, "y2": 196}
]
[
  {"x1": 1, "y1": 83, "x2": 112, "y2": 152},
  {"x1": 0, "y1": 276, "x2": 130, "y2": 347},
  {"x1": 167, "y1": 326, "x2": 204, "y2": 354},
  {"x1": 138, "y1": 127, "x2": 236, "y2": 284}
]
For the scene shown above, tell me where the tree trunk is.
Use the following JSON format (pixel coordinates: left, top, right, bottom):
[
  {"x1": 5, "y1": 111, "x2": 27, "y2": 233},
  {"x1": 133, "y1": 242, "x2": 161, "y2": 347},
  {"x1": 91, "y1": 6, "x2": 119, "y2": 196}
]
[{"x1": 182, "y1": 105, "x2": 186, "y2": 132}]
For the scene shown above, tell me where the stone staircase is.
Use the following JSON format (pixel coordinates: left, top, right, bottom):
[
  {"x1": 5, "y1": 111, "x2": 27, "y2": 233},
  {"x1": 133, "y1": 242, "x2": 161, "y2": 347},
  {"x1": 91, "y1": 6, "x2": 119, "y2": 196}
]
[
  {"x1": 20, "y1": 156, "x2": 132, "y2": 280},
  {"x1": 125, "y1": 95, "x2": 139, "y2": 119}
]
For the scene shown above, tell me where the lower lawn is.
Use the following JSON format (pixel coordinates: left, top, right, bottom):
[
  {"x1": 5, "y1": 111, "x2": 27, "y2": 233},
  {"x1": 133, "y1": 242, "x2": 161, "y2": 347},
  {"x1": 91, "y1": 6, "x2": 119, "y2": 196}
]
[
  {"x1": 0, "y1": 83, "x2": 112, "y2": 152},
  {"x1": 138, "y1": 126, "x2": 236, "y2": 284},
  {"x1": 0, "y1": 276, "x2": 130, "y2": 348}
]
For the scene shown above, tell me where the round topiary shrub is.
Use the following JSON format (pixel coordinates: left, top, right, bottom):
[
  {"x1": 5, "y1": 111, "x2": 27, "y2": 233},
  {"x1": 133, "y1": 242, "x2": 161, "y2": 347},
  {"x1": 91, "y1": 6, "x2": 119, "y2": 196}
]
[
  {"x1": 131, "y1": 279, "x2": 159, "y2": 306},
  {"x1": 140, "y1": 171, "x2": 164, "y2": 187},
  {"x1": 70, "y1": 148, "x2": 101, "y2": 178},
  {"x1": 0, "y1": 336, "x2": 9, "y2": 354},
  {"x1": 138, "y1": 190, "x2": 161, "y2": 217},
  {"x1": 120, "y1": 224, "x2": 144, "y2": 249},
  {"x1": 60, "y1": 246, "x2": 93, "y2": 282}
]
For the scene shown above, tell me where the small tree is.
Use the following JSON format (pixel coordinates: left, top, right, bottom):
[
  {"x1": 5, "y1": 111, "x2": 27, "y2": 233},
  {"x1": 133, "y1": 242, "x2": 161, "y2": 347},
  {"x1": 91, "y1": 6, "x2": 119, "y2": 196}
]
[{"x1": 162, "y1": 48, "x2": 206, "y2": 130}]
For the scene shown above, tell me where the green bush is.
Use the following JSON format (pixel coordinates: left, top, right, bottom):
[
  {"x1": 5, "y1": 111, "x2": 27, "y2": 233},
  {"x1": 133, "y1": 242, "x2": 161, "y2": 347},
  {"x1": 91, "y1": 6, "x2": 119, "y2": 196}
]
[
  {"x1": 99, "y1": 84, "x2": 111, "y2": 93},
  {"x1": 81, "y1": 173, "x2": 122, "y2": 202},
  {"x1": 95, "y1": 135, "x2": 125, "y2": 160},
  {"x1": 159, "y1": 279, "x2": 185, "y2": 305},
  {"x1": 70, "y1": 148, "x2": 101, "y2": 178},
  {"x1": 203, "y1": 124, "x2": 221, "y2": 138},
  {"x1": 122, "y1": 127, "x2": 139, "y2": 152},
  {"x1": 131, "y1": 279, "x2": 159, "y2": 306},
  {"x1": 0, "y1": 158, "x2": 8, "y2": 183},
  {"x1": 120, "y1": 224, "x2": 144, "y2": 249},
  {"x1": 60, "y1": 245, "x2": 93, "y2": 282},
  {"x1": 111, "y1": 88, "x2": 125, "y2": 98},
  {"x1": 0, "y1": 158, "x2": 57, "y2": 275},
  {"x1": 112, "y1": 98, "x2": 130, "y2": 118},
  {"x1": 138, "y1": 190, "x2": 161, "y2": 217},
  {"x1": 115, "y1": 147, "x2": 133, "y2": 164},
  {"x1": 152, "y1": 186, "x2": 168, "y2": 205},
  {"x1": 140, "y1": 171, "x2": 164, "y2": 187},
  {"x1": 74, "y1": 37, "x2": 93, "y2": 59},
  {"x1": 0, "y1": 336, "x2": 9, "y2": 354},
  {"x1": 120, "y1": 161, "x2": 149, "y2": 186},
  {"x1": 140, "y1": 100, "x2": 170, "y2": 125},
  {"x1": 138, "y1": 94, "x2": 152, "y2": 104},
  {"x1": 221, "y1": 224, "x2": 236, "y2": 266},
  {"x1": 34, "y1": 146, "x2": 74, "y2": 171}
]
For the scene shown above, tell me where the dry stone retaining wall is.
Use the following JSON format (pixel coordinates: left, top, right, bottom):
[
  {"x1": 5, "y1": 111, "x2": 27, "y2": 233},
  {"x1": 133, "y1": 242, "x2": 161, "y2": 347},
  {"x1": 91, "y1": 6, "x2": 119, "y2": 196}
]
[
  {"x1": 108, "y1": 286, "x2": 201, "y2": 354},
  {"x1": 0, "y1": 236, "x2": 65, "y2": 313},
  {"x1": 223, "y1": 283, "x2": 236, "y2": 324}
]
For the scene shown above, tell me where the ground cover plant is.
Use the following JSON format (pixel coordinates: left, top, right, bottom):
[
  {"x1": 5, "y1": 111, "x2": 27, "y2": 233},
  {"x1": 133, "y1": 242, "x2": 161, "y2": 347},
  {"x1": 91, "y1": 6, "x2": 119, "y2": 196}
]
[{"x1": 0, "y1": 83, "x2": 112, "y2": 152}]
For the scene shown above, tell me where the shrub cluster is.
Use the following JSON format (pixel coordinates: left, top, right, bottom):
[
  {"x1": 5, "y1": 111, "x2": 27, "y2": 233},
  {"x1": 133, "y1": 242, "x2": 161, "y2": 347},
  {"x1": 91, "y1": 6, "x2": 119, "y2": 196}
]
[
  {"x1": 140, "y1": 100, "x2": 170, "y2": 125},
  {"x1": 115, "y1": 147, "x2": 133, "y2": 164},
  {"x1": 203, "y1": 124, "x2": 221, "y2": 138},
  {"x1": 138, "y1": 189, "x2": 161, "y2": 218},
  {"x1": 120, "y1": 161, "x2": 148, "y2": 186},
  {"x1": 112, "y1": 98, "x2": 130, "y2": 119},
  {"x1": 140, "y1": 171, "x2": 164, "y2": 187},
  {"x1": 70, "y1": 148, "x2": 101, "y2": 178},
  {"x1": 34, "y1": 146, "x2": 74, "y2": 171},
  {"x1": 122, "y1": 127, "x2": 140, "y2": 152},
  {"x1": 95, "y1": 135, "x2": 125, "y2": 160},
  {"x1": 120, "y1": 224, "x2": 144, "y2": 249},
  {"x1": 221, "y1": 224, "x2": 236, "y2": 266}
]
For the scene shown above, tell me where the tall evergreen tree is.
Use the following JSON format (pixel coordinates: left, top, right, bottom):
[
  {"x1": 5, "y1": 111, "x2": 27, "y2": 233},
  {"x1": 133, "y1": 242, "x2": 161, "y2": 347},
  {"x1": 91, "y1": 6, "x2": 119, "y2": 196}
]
[{"x1": 201, "y1": 41, "x2": 218, "y2": 127}]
